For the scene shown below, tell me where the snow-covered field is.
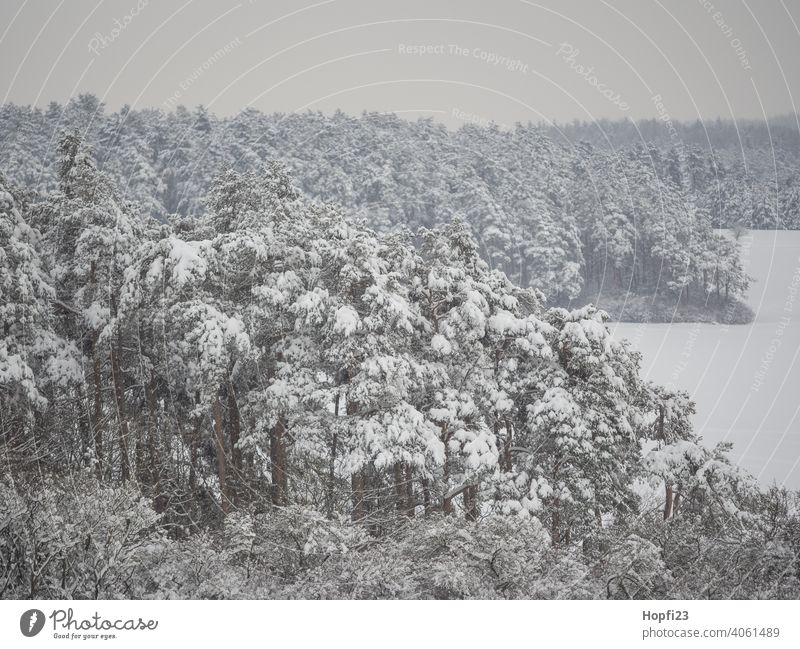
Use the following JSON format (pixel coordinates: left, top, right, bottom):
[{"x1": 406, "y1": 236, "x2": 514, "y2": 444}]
[{"x1": 612, "y1": 230, "x2": 800, "y2": 488}]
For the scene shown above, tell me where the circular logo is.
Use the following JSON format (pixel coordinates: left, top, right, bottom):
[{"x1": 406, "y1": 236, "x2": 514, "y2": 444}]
[{"x1": 20, "y1": 609, "x2": 45, "y2": 637}]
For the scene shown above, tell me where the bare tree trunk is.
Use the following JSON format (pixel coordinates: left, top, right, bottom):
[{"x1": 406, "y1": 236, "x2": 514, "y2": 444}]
[
  {"x1": 245, "y1": 413, "x2": 256, "y2": 481},
  {"x1": 664, "y1": 483, "x2": 674, "y2": 520},
  {"x1": 145, "y1": 371, "x2": 163, "y2": 510},
  {"x1": 145, "y1": 372, "x2": 158, "y2": 481},
  {"x1": 422, "y1": 478, "x2": 431, "y2": 516},
  {"x1": 227, "y1": 383, "x2": 242, "y2": 507},
  {"x1": 351, "y1": 471, "x2": 366, "y2": 522},
  {"x1": 212, "y1": 395, "x2": 230, "y2": 514},
  {"x1": 658, "y1": 399, "x2": 676, "y2": 521},
  {"x1": 134, "y1": 422, "x2": 145, "y2": 484},
  {"x1": 672, "y1": 482, "x2": 682, "y2": 517},
  {"x1": 269, "y1": 415, "x2": 288, "y2": 506},
  {"x1": 187, "y1": 399, "x2": 203, "y2": 495},
  {"x1": 79, "y1": 383, "x2": 92, "y2": 471},
  {"x1": 326, "y1": 394, "x2": 339, "y2": 517},
  {"x1": 464, "y1": 484, "x2": 479, "y2": 522},
  {"x1": 404, "y1": 464, "x2": 415, "y2": 517},
  {"x1": 503, "y1": 418, "x2": 513, "y2": 472},
  {"x1": 441, "y1": 424, "x2": 453, "y2": 515},
  {"x1": 552, "y1": 497, "x2": 561, "y2": 547},
  {"x1": 346, "y1": 395, "x2": 366, "y2": 522},
  {"x1": 442, "y1": 491, "x2": 454, "y2": 515},
  {"x1": 393, "y1": 461, "x2": 405, "y2": 515},
  {"x1": 109, "y1": 347, "x2": 130, "y2": 482},
  {"x1": 91, "y1": 350, "x2": 104, "y2": 480}
]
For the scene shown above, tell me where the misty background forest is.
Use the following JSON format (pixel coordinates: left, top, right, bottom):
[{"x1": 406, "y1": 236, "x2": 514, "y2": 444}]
[{"x1": 1, "y1": 97, "x2": 800, "y2": 599}]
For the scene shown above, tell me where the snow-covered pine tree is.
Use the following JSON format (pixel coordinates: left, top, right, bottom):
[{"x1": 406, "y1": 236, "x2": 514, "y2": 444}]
[
  {"x1": 0, "y1": 177, "x2": 81, "y2": 469},
  {"x1": 36, "y1": 134, "x2": 143, "y2": 480}
]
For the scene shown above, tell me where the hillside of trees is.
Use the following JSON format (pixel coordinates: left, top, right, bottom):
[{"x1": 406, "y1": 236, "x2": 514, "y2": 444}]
[
  {"x1": 1, "y1": 133, "x2": 799, "y2": 599},
  {"x1": 0, "y1": 96, "x2": 777, "y2": 322},
  {"x1": 546, "y1": 114, "x2": 800, "y2": 154}
]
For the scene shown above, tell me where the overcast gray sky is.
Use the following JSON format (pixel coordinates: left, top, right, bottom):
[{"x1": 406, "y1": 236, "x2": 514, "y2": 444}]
[{"x1": 1, "y1": 0, "x2": 799, "y2": 127}]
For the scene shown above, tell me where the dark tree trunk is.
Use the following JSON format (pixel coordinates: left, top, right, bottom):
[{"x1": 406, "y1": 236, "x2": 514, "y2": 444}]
[
  {"x1": 464, "y1": 484, "x2": 479, "y2": 522},
  {"x1": 351, "y1": 471, "x2": 366, "y2": 522},
  {"x1": 212, "y1": 395, "x2": 230, "y2": 514},
  {"x1": 269, "y1": 415, "x2": 288, "y2": 506},
  {"x1": 441, "y1": 423, "x2": 453, "y2": 515},
  {"x1": 551, "y1": 498, "x2": 561, "y2": 547},
  {"x1": 664, "y1": 483, "x2": 674, "y2": 520},
  {"x1": 393, "y1": 461, "x2": 406, "y2": 514},
  {"x1": 672, "y1": 482, "x2": 682, "y2": 516},
  {"x1": 227, "y1": 383, "x2": 242, "y2": 506},
  {"x1": 326, "y1": 393, "x2": 339, "y2": 517},
  {"x1": 109, "y1": 346, "x2": 130, "y2": 482},
  {"x1": 145, "y1": 371, "x2": 162, "y2": 509},
  {"x1": 442, "y1": 492, "x2": 454, "y2": 515},
  {"x1": 503, "y1": 418, "x2": 513, "y2": 472},
  {"x1": 187, "y1": 404, "x2": 203, "y2": 494},
  {"x1": 422, "y1": 478, "x2": 431, "y2": 516},
  {"x1": 91, "y1": 349, "x2": 104, "y2": 480},
  {"x1": 404, "y1": 464, "x2": 415, "y2": 517},
  {"x1": 79, "y1": 383, "x2": 92, "y2": 471},
  {"x1": 346, "y1": 394, "x2": 366, "y2": 521}
]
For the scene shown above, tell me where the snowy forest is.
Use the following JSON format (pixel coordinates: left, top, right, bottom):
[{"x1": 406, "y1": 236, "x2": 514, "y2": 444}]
[
  {"x1": 2, "y1": 96, "x2": 782, "y2": 321},
  {"x1": 1, "y1": 98, "x2": 800, "y2": 599}
]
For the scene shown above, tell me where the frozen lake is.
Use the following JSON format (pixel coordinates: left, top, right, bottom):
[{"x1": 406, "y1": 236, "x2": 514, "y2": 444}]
[{"x1": 611, "y1": 230, "x2": 800, "y2": 489}]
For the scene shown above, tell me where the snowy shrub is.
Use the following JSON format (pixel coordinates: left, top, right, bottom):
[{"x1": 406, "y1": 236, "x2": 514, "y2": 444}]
[
  {"x1": 0, "y1": 476, "x2": 159, "y2": 598},
  {"x1": 286, "y1": 515, "x2": 599, "y2": 600}
]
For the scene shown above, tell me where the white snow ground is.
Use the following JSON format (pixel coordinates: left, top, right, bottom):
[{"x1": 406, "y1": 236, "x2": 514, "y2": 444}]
[{"x1": 612, "y1": 230, "x2": 800, "y2": 489}]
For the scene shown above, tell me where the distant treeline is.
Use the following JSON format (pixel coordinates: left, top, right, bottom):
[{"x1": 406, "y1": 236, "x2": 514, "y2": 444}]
[
  {"x1": 2, "y1": 97, "x2": 791, "y2": 314},
  {"x1": 544, "y1": 114, "x2": 800, "y2": 155}
]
